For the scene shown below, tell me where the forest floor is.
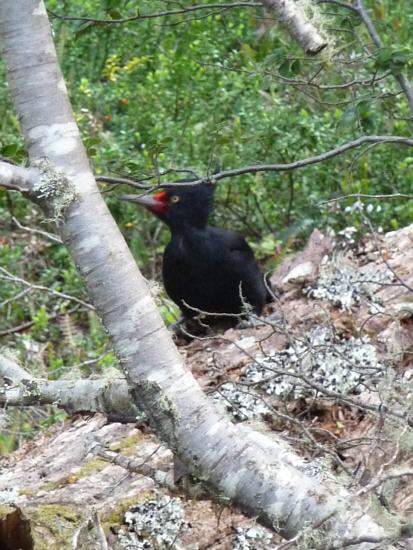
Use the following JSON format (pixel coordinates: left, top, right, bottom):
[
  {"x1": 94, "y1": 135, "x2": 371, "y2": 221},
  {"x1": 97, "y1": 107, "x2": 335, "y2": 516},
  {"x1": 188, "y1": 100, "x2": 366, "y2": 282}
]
[{"x1": 1, "y1": 226, "x2": 413, "y2": 549}]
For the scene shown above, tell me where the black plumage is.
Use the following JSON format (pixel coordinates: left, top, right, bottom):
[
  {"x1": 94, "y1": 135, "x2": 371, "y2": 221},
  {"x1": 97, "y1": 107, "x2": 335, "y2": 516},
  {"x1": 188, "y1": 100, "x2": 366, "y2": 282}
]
[{"x1": 121, "y1": 183, "x2": 271, "y2": 322}]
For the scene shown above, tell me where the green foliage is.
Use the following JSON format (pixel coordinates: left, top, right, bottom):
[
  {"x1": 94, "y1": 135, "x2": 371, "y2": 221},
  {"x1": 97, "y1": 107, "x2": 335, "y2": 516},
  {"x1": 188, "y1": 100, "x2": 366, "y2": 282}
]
[
  {"x1": 31, "y1": 305, "x2": 49, "y2": 338},
  {"x1": 374, "y1": 46, "x2": 413, "y2": 72}
]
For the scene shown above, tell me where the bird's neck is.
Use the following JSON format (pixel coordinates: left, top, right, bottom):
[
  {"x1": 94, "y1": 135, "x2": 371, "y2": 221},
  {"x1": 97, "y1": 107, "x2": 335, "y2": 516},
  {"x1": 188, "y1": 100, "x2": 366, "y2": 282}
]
[{"x1": 168, "y1": 221, "x2": 208, "y2": 234}]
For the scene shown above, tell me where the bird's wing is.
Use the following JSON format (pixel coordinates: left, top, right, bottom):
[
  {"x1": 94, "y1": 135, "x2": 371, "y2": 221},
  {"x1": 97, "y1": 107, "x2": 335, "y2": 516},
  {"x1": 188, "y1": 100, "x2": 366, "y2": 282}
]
[
  {"x1": 209, "y1": 227, "x2": 255, "y2": 258},
  {"x1": 209, "y1": 226, "x2": 273, "y2": 305}
]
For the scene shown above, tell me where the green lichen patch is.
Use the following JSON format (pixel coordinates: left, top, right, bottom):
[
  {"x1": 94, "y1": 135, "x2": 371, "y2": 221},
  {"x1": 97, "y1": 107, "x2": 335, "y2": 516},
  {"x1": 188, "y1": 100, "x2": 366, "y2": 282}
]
[
  {"x1": 31, "y1": 159, "x2": 78, "y2": 224},
  {"x1": 19, "y1": 488, "x2": 35, "y2": 497},
  {"x1": 110, "y1": 432, "x2": 143, "y2": 456},
  {"x1": 42, "y1": 473, "x2": 80, "y2": 493},
  {"x1": 16, "y1": 504, "x2": 80, "y2": 550},
  {"x1": 42, "y1": 481, "x2": 63, "y2": 493},
  {"x1": 0, "y1": 505, "x2": 15, "y2": 516},
  {"x1": 77, "y1": 457, "x2": 108, "y2": 479}
]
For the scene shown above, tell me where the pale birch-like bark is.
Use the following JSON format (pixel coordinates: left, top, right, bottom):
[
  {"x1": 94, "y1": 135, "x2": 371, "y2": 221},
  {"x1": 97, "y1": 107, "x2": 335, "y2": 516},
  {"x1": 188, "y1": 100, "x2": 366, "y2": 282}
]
[
  {"x1": 0, "y1": 1, "x2": 400, "y2": 546},
  {"x1": 0, "y1": 161, "x2": 39, "y2": 192},
  {"x1": 0, "y1": 377, "x2": 134, "y2": 415},
  {"x1": 0, "y1": 354, "x2": 135, "y2": 415},
  {"x1": 262, "y1": 0, "x2": 327, "y2": 54}
]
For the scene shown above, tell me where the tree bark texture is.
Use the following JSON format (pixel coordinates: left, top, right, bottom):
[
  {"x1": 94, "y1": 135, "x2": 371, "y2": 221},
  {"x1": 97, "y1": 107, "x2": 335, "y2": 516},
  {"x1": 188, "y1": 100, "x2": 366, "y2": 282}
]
[
  {"x1": 262, "y1": 0, "x2": 328, "y2": 54},
  {"x1": 0, "y1": 354, "x2": 136, "y2": 415}
]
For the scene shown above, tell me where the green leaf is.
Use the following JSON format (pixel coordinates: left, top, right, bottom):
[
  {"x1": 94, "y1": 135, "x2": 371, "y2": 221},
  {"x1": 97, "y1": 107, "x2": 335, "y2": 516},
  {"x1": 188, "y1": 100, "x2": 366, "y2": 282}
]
[
  {"x1": 278, "y1": 59, "x2": 301, "y2": 77},
  {"x1": 1, "y1": 143, "x2": 20, "y2": 156},
  {"x1": 339, "y1": 99, "x2": 373, "y2": 126},
  {"x1": 107, "y1": 9, "x2": 123, "y2": 20},
  {"x1": 31, "y1": 305, "x2": 49, "y2": 332},
  {"x1": 278, "y1": 61, "x2": 291, "y2": 77},
  {"x1": 374, "y1": 46, "x2": 413, "y2": 71}
]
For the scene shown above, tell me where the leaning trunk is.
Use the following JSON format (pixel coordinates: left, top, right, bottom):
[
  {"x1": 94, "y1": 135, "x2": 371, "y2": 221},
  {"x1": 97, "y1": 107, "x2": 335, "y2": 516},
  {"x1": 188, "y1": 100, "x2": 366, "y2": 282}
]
[{"x1": 0, "y1": 1, "x2": 397, "y2": 546}]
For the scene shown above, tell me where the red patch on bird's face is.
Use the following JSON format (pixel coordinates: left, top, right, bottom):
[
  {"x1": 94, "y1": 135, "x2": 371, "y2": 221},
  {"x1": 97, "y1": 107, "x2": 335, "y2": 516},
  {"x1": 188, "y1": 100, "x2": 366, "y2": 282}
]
[
  {"x1": 153, "y1": 191, "x2": 167, "y2": 202},
  {"x1": 148, "y1": 191, "x2": 169, "y2": 216}
]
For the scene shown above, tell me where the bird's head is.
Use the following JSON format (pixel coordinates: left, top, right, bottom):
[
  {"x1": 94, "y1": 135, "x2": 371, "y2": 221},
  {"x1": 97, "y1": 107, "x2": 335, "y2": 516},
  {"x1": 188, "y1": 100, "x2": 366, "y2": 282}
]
[{"x1": 120, "y1": 182, "x2": 215, "y2": 229}]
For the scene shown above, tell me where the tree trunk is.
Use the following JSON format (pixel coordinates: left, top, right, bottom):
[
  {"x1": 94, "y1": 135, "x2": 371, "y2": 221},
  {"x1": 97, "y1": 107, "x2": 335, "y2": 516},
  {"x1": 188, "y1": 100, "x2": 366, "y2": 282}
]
[{"x1": 0, "y1": 1, "x2": 401, "y2": 547}]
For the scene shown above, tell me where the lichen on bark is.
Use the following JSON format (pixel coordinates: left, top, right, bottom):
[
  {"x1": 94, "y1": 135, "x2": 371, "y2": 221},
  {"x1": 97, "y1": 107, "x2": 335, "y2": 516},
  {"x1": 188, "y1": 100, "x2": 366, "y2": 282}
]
[{"x1": 31, "y1": 159, "x2": 78, "y2": 223}]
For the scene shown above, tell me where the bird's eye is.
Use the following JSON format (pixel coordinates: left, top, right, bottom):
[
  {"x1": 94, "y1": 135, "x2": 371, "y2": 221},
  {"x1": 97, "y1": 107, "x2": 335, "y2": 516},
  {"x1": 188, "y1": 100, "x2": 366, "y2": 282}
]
[{"x1": 170, "y1": 195, "x2": 180, "y2": 204}]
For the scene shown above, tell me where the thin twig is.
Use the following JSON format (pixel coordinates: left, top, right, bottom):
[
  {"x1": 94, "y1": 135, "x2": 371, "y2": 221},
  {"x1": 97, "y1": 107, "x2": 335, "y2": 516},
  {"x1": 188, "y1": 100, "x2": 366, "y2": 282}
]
[
  {"x1": 0, "y1": 267, "x2": 94, "y2": 310},
  {"x1": 12, "y1": 217, "x2": 62, "y2": 244},
  {"x1": 321, "y1": 192, "x2": 413, "y2": 205},
  {"x1": 101, "y1": 136, "x2": 413, "y2": 193},
  {"x1": 47, "y1": 2, "x2": 261, "y2": 25}
]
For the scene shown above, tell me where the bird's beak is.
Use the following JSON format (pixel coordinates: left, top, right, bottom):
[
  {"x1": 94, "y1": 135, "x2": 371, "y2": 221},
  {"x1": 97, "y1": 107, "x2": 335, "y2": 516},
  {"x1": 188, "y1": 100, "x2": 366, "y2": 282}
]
[
  {"x1": 119, "y1": 194, "x2": 160, "y2": 208},
  {"x1": 119, "y1": 191, "x2": 169, "y2": 217}
]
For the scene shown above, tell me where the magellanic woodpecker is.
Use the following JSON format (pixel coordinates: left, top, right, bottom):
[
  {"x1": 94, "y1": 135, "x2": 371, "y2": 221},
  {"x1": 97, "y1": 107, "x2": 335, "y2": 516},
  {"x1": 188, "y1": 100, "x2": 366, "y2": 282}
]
[{"x1": 120, "y1": 182, "x2": 272, "y2": 324}]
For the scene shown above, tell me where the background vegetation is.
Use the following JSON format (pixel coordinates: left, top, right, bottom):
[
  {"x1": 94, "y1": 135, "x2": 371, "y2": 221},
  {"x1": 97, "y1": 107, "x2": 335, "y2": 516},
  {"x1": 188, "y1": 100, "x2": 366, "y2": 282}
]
[{"x1": 1, "y1": 0, "x2": 412, "y2": 451}]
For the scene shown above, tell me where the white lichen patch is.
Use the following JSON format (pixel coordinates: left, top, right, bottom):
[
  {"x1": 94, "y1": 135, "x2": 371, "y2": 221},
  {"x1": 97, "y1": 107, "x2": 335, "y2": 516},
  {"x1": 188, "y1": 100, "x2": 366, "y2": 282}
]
[
  {"x1": 213, "y1": 382, "x2": 270, "y2": 421},
  {"x1": 147, "y1": 280, "x2": 163, "y2": 298},
  {"x1": 305, "y1": 255, "x2": 393, "y2": 311},
  {"x1": 212, "y1": 325, "x2": 383, "y2": 417},
  {"x1": 0, "y1": 487, "x2": 21, "y2": 504},
  {"x1": 300, "y1": 457, "x2": 332, "y2": 482},
  {"x1": 31, "y1": 159, "x2": 78, "y2": 223},
  {"x1": 232, "y1": 526, "x2": 274, "y2": 550},
  {"x1": 117, "y1": 495, "x2": 189, "y2": 550},
  {"x1": 244, "y1": 327, "x2": 384, "y2": 399}
]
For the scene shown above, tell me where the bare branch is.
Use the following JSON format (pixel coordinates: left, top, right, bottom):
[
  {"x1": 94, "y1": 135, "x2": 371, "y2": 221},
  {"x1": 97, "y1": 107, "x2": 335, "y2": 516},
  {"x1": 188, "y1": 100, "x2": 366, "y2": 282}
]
[
  {"x1": 47, "y1": 2, "x2": 262, "y2": 25},
  {"x1": 326, "y1": 534, "x2": 394, "y2": 549},
  {"x1": 362, "y1": 214, "x2": 413, "y2": 294},
  {"x1": 0, "y1": 354, "x2": 32, "y2": 384},
  {"x1": 170, "y1": 135, "x2": 413, "y2": 186},
  {"x1": 48, "y1": 0, "x2": 328, "y2": 54},
  {"x1": 356, "y1": 426, "x2": 409, "y2": 496},
  {"x1": 0, "y1": 354, "x2": 135, "y2": 416},
  {"x1": 0, "y1": 306, "x2": 81, "y2": 337},
  {"x1": 101, "y1": 136, "x2": 413, "y2": 193},
  {"x1": 11, "y1": 216, "x2": 62, "y2": 244},
  {"x1": 321, "y1": 193, "x2": 413, "y2": 205},
  {"x1": 261, "y1": 0, "x2": 328, "y2": 54},
  {"x1": 317, "y1": 0, "x2": 358, "y2": 14},
  {"x1": 97, "y1": 168, "x2": 200, "y2": 190},
  {"x1": 0, "y1": 288, "x2": 31, "y2": 310},
  {"x1": 0, "y1": 267, "x2": 94, "y2": 310},
  {"x1": 0, "y1": 160, "x2": 38, "y2": 193},
  {"x1": 195, "y1": 59, "x2": 391, "y2": 91},
  {"x1": 96, "y1": 445, "x2": 174, "y2": 488},
  {"x1": 97, "y1": 174, "x2": 153, "y2": 189}
]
